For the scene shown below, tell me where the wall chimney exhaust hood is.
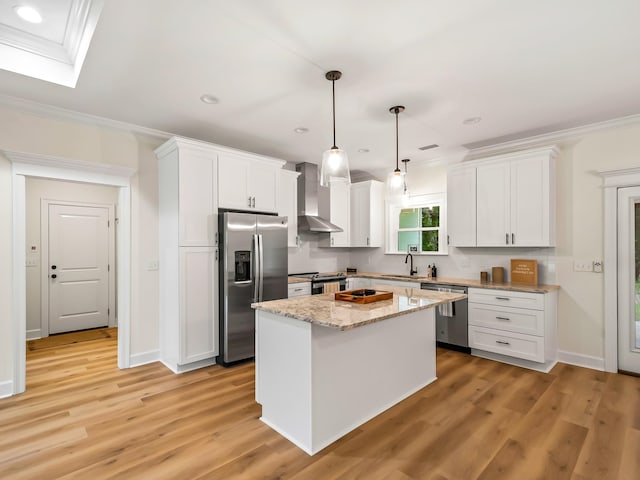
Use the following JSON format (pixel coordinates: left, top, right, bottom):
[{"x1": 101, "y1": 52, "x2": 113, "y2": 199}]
[{"x1": 296, "y1": 162, "x2": 343, "y2": 233}]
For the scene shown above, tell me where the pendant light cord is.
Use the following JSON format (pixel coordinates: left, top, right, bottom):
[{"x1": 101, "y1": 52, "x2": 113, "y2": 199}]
[
  {"x1": 332, "y1": 79, "x2": 337, "y2": 149},
  {"x1": 395, "y1": 110, "x2": 399, "y2": 171}
]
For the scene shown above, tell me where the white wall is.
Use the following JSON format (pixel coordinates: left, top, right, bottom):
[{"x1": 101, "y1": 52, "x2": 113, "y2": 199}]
[
  {"x1": 288, "y1": 233, "x2": 350, "y2": 274},
  {"x1": 0, "y1": 105, "x2": 164, "y2": 393},
  {"x1": 25, "y1": 178, "x2": 119, "y2": 338}
]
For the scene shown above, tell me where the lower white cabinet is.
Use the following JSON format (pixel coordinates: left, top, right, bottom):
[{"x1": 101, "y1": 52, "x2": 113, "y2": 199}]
[
  {"x1": 160, "y1": 246, "x2": 218, "y2": 372},
  {"x1": 288, "y1": 282, "x2": 311, "y2": 298},
  {"x1": 468, "y1": 287, "x2": 557, "y2": 371}
]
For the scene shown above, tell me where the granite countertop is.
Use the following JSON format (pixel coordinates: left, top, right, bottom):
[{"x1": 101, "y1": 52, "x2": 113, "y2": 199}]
[
  {"x1": 348, "y1": 272, "x2": 560, "y2": 294},
  {"x1": 252, "y1": 285, "x2": 466, "y2": 330},
  {"x1": 288, "y1": 276, "x2": 311, "y2": 285}
]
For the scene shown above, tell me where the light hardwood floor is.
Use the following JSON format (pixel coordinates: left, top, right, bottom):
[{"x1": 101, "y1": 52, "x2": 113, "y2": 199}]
[{"x1": 1, "y1": 332, "x2": 638, "y2": 479}]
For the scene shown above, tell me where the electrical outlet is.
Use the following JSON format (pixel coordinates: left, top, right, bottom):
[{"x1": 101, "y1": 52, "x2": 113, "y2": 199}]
[
  {"x1": 573, "y1": 260, "x2": 594, "y2": 272},
  {"x1": 147, "y1": 260, "x2": 159, "y2": 271},
  {"x1": 593, "y1": 260, "x2": 603, "y2": 273}
]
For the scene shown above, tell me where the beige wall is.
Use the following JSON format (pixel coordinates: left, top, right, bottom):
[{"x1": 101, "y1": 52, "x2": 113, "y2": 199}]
[
  {"x1": 0, "y1": 105, "x2": 164, "y2": 393},
  {"x1": 25, "y1": 178, "x2": 119, "y2": 337}
]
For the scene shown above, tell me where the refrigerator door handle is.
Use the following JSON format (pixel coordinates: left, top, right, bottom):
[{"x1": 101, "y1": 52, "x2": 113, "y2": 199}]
[
  {"x1": 252, "y1": 234, "x2": 260, "y2": 302},
  {"x1": 258, "y1": 233, "x2": 264, "y2": 302}
]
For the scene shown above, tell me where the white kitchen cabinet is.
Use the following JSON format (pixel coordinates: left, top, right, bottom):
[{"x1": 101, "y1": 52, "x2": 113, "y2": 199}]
[
  {"x1": 468, "y1": 287, "x2": 557, "y2": 371},
  {"x1": 288, "y1": 282, "x2": 311, "y2": 297},
  {"x1": 447, "y1": 166, "x2": 477, "y2": 247},
  {"x1": 156, "y1": 137, "x2": 217, "y2": 247},
  {"x1": 178, "y1": 247, "x2": 217, "y2": 365},
  {"x1": 156, "y1": 137, "x2": 219, "y2": 373},
  {"x1": 321, "y1": 181, "x2": 350, "y2": 247},
  {"x1": 218, "y1": 153, "x2": 284, "y2": 213},
  {"x1": 278, "y1": 169, "x2": 301, "y2": 247},
  {"x1": 350, "y1": 180, "x2": 384, "y2": 247},
  {"x1": 370, "y1": 278, "x2": 421, "y2": 289},
  {"x1": 475, "y1": 147, "x2": 557, "y2": 247},
  {"x1": 347, "y1": 277, "x2": 371, "y2": 290}
]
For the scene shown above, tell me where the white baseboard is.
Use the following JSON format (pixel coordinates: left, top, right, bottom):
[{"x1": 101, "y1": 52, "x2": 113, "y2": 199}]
[
  {"x1": 160, "y1": 357, "x2": 216, "y2": 374},
  {"x1": 26, "y1": 329, "x2": 42, "y2": 340},
  {"x1": 557, "y1": 350, "x2": 605, "y2": 371},
  {"x1": 0, "y1": 380, "x2": 14, "y2": 398},
  {"x1": 129, "y1": 350, "x2": 160, "y2": 368}
]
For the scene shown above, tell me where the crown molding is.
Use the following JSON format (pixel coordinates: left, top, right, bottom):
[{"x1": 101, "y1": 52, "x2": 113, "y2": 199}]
[
  {"x1": 465, "y1": 114, "x2": 640, "y2": 160},
  {"x1": 0, "y1": 94, "x2": 172, "y2": 140}
]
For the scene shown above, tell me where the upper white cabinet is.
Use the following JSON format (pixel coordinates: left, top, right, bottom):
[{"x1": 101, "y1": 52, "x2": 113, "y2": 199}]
[
  {"x1": 156, "y1": 137, "x2": 217, "y2": 247},
  {"x1": 447, "y1": 166, "x2": 477, "y2": 247},
  {"x1": 218, "y1": 153, "x2": 284, "y2": 213},
  {"x1": 476, "y1": 147, "x2": 556, "y2": 247},
  {"x1": 449, "y1": 146, "x2": 557, "y2": 248},
  {"x1": 320, "y1": 181, "x2": 351, "y2": 247},
  {"x1": 278, "y1": 169, "x2": 301, "y2": 247},
  {"x1": 350, "y1": 180, "x2": 384, "y2": 247}
]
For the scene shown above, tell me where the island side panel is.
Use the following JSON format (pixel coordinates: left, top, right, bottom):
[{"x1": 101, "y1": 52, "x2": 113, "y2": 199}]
[
  {"x1": 310, "y1": 308, "x2": 436, "y2": 454},
  {"x1": 256, "y1": 310, "x2": 313, "y2": 453}
]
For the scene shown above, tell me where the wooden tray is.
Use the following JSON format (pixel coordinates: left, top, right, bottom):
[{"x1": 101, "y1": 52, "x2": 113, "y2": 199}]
[{"x1": 335, "y1": 289, "x2": 393, "y2": 304}]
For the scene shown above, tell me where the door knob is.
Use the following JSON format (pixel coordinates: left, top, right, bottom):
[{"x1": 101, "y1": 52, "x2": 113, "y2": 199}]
[
  {"x1": 51, "y1": 274, "x2": 57, "y2": 279},
  {"x1": 51, "y1": 265, "x2": 57, "y2": 270}
]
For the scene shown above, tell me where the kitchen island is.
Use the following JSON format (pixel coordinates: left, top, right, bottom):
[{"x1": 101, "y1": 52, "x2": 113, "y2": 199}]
[{"x1": 251, "y1": 285, "x2": 466, "y2": 455}]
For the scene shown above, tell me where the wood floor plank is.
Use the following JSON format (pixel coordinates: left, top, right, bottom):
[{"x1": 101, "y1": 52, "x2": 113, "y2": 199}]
[{"x1": 1, "y1": 332, "x2": 639, "y2": 479}]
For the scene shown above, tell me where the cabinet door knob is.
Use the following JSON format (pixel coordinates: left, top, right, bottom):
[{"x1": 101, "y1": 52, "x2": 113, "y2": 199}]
[
  {"x1": 505, "y1": 233, "x2": 509, "y2": 245},
  {"x1": 252, "y1": 197, "x2": 256, "y2": 208},
  {"x1": 512, "y1": 233, "x2": 515, "y2": 244},
  {"x1": 248, "y1": 197, "x2": 252, "y2": 207},
  {"x1": 51, "y1": 274, "x2": 57, "y2": 279}
]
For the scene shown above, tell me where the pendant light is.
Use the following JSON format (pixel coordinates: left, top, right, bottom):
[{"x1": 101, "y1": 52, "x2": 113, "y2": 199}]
[
  {"x1": 320, "y1": 70, "x2": 350, "y2": 186},
  {"x1": 401, "y1": 158, "x2": 410, "y2": 206},
  {"x1": 387, "y1": 105, "x2": 405, "y2": 199}
]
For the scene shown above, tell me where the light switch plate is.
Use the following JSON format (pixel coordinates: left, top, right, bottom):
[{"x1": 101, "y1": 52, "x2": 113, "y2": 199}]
[
  {"x1": 574, "y1": 260, "x2": 594, "y2": 272},
  {"x1": 593, "y1": 259, "x2": 603, "y2": 273}
]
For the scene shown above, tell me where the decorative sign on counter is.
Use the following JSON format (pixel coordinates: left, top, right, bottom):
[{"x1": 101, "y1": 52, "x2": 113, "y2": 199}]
[{"x1": 510, "y1": 259, "x2": 538, "y2": 284}]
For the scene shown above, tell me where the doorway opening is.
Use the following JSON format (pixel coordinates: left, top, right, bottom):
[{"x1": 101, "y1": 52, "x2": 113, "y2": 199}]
[{"x1": 9, "y1": 151, "x2": 133, "y2": 395}]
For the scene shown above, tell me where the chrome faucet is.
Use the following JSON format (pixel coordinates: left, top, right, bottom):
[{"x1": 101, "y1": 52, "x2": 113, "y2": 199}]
[{"x1": 404, "y1": 253, "x2": 418, "y2": 276}]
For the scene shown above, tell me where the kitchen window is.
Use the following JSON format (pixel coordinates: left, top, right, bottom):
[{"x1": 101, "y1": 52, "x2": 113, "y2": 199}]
[{"x1": 386, "y1": 193, "x2": 447, "y2": 254}]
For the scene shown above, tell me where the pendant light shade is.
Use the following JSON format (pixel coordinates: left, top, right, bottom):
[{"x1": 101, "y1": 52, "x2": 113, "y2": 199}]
[
  {"x1": 401, "y1": 158, "x2": 410, "y2": 206},
  {"x1": 387, "y1": 106, "x2": 405, "y2": 199},
  {"x1": 320, "y1": 70, "x2": 350, "y2": 186}
]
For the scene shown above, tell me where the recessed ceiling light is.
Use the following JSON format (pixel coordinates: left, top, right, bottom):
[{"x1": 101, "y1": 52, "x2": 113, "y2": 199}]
[
  {"x1": 463, "y1": 116, "x2": 482, "y2": 125},
  {"x1": 200, "y1": 94, "x2": 219, "y2": 104},
  {"x1": 357, "y1": 148, "x2": 370, "y2": 153},
  {"x1": 294, "y1": 127, "x2": 309, "y2": 134},
  {"x1": 14, "y1": 5, "x2": 43, "y2": 24}
]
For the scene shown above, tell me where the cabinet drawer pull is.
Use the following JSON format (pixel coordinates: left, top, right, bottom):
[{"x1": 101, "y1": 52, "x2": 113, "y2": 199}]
[
  {"x1": 248, "y1": 196, "x2": 252, "y2": 207},
  {"x1": 495, "y1": 316, "x2": 511, "y2": 321},
  {"x1": 496, "y1": 340, "x2": 511, "y2": 346},
  {"x1": 495, "y1": 296, "x2": 510, "y2": 301},
  {"x1": 294, "y1": 288, "x2": 303, "y2": 292}
]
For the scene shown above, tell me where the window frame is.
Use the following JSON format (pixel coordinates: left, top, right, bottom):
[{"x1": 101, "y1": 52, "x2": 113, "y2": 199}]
[{"x1": 385, "y1": 193, "x2": 448, "y2": 255}]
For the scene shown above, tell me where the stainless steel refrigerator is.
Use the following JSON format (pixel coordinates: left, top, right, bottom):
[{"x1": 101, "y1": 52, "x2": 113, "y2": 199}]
[{"x1": 218, "y1": 211, "x2": 288, "y2": 365}]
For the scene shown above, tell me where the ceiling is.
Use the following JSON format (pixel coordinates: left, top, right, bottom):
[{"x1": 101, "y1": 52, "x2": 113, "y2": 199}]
[{"x1": 0, "y1": 0, "x2": 639, "y2": 176}]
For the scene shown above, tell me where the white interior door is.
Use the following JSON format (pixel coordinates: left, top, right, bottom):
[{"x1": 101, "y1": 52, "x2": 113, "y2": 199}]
[
  {"x1": 48, "y1": 204, "x2": 110, "y2": 334},
  {"x1": 617, "y1": 186, "x2": 640, "y2": 373}
]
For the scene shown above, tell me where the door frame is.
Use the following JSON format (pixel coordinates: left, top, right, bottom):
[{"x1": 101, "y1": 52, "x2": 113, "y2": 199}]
[
  {"x1": 7, "y1": 150, "x2": 134, "y2": 395},
  {"x1": 41, "y1": 200, "x2": 116, "y2": 338},
  {"x1": 600, "y1": 166, "x2": 640, "y2": 372}
]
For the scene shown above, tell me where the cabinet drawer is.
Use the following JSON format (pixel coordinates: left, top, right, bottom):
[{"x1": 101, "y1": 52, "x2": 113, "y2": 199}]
[
  {"x1": 288, "y1": 283, "x2": 311, "y2": 298},
  {"x1": 468, "y1": 288, "x2": 544, "y2": 310},
  {"x1": 469, "y1": 304, "x2": 544, "y2": 336},
  {"x1": 469, "y1": 325, "x2": 544, "y2": 362}
]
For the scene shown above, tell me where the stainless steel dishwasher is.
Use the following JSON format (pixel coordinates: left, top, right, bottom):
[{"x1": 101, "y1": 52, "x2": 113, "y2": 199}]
[{"x1": 421, "y1": 283, "x2": 470, "y2": 353}]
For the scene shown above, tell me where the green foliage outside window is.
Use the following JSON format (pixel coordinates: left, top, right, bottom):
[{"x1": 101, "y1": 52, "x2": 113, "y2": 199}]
[{"x1": 396, "y1": 205, "x2": 441, "y2": 253}]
